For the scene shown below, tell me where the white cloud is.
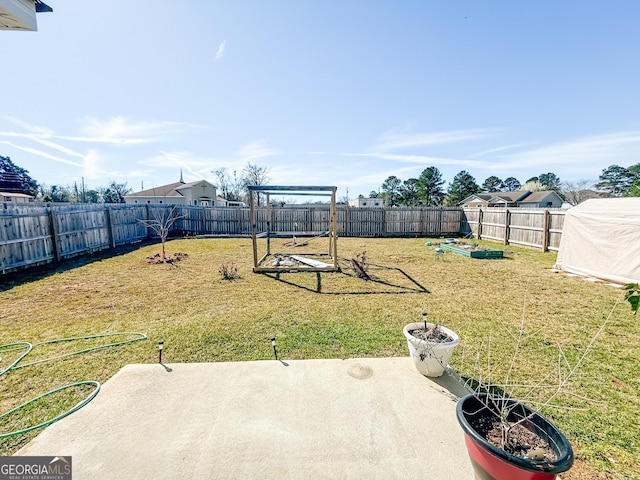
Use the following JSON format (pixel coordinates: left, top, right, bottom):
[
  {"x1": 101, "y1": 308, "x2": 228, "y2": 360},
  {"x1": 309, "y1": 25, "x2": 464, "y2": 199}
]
[
  {"x1": 2, "y1": 116, "x2": 53, "y2": 135},
  {"x1": 1, "y1": 115, "x2": 204, "y2": 158},
  {"x1": 81, "y1": 150, "x2": 108, "y2": 180},
  {"x1": 138, "y1": 142, "x2": 280, "y2": 184},
  {"x1": 235, "y1": 140, "x2": 279, "y2": 162},
  {"x1": 338, "y1": 151, "x2": 493, "y2": 170},
  {"x1": 215, "y1": 40, "x2": 226, "y2": 60},
  {"x1": 371, "y1": 129, "x2": 498, "y2": 152},
  {"x1": 29, "y1": 137, "x2": 85, "y2": 158},
  {"x1": 65, "y1": 116, "x2": 204, "y2": 144},
  {"x1": 468, "y1": 143, "x2": 534, "y2": 158},
  {"x1": 493, "y1": 131, "x2": 640, "y2": 174},
  {"x1": 328, "y1": 129, "x2": 640, "y2": 185},
  {"x1": 125, "y1": 169, "x2": 154, "y2": 179},
  {"x1": 139, "y1": 151, "x2": 214, "y2": 181},
  {"x1": 0, "y1": 140, "x2": 84, "y2": 167}
]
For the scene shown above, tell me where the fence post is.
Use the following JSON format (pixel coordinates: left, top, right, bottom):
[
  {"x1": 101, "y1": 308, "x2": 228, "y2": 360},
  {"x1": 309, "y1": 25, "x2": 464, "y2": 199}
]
[
  {"x1": 382, "y1": 207, "x2": 387, "y2": 237},
  {"x1": 477, "y1": 208, "x2": 484, "y2": 240},
  {"x1": 107, "y1": 207, "x2": 116, "y2": 248},
  {"x1": 48, "y1": 208, "x2": 61, "y2": 262},
  {"x1": 344, "y1": 205, "x2": 350, "y2": 236},
  {"x1": 542, "y1": 209, "x2": 550, "y2": 252},
  {"x1": 503, "y1": 209, "x2": 511, "y2": 245}
]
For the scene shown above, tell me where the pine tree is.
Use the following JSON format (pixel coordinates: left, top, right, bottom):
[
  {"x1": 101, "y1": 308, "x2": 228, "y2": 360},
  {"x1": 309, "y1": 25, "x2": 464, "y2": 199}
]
[
  {"x1": 481, "y1": 176, "x2": 505, "y2": 192},
  {"x1": 381, "y1": 176, "x2": 402, "y2": 206},
  {"x1": 596, "y1": 165, "x2": 635, "y2": 196},
  {"x1": 503, "y1": 177, "x2": 521, "y2": 191},
  {"x1": 417, "y1": 167, "x2": 446, "y2": 206},
  {"x1": 446, "y1": 171, "x2": 479, "y2": 206}
]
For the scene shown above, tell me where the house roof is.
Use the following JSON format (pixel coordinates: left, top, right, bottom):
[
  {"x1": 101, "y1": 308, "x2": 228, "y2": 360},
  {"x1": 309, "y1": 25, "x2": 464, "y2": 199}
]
[
  {"x1": 175, "y1": 181, "x2": 207, "y2": 192},
  {"x1": 459, "y1": 193, "x2": 492, "y2": 204},
  {"x1": 488, "y1": 191, "x2": 531, "y2": 203},
  {"x1": 460, "y1": 190, "x2": 561, "y2": 206},
  {"x1": 126, "y1": 180, "x2": 217, "y2": 199},
  {"x1": 518, "y1": 190, "x2": 560, "y2": 203},
  {"x1": 126, "y1": 182, "x2": 186, "y2": 197}
]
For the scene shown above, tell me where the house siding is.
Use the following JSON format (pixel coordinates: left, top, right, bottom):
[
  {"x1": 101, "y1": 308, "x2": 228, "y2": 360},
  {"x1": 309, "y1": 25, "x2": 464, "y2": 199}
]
[{"x1": 125, "y1": 181, "x2": 222, "y2": 206}]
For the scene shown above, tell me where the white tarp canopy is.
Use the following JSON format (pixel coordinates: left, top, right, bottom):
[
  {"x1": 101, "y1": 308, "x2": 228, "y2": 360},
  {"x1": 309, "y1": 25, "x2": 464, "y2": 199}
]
[{"x1": 555, "y1": 198, "x2": 640, "y2": 285}]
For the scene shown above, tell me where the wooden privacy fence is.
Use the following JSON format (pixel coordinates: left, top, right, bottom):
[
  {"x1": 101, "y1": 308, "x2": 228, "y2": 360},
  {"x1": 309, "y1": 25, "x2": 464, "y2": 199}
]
[
  {"x1": 1, "y1": 203, "x2": 562, "y2": 274},
  {"x1": 461, "y1": 207, "x2": 566, "y2": 252},
  {"x1": 173, "y1": 205, "x2": 463, "y2": 238},
  {"x1": 0, "y1": 204, "x2": 149, "y2": 272}
]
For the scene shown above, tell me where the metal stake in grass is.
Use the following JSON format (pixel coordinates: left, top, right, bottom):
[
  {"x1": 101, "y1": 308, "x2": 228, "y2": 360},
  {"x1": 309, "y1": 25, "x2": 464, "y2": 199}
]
[
  {"x1": 422, "y1": 311, "x2": 428, "y2": 331},
  {"x1": 158, "y1": 339, "x2": 164, "y2": 364},
  {"x1": 271, "y1": 337, "x2": 278, "y2": 361}
]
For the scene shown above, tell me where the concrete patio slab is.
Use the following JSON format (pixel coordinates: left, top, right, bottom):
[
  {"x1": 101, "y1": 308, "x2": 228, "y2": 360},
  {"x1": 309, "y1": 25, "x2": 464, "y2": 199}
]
[{"x1": 18, "y1": 357, "x2": 474, "y2": 479}]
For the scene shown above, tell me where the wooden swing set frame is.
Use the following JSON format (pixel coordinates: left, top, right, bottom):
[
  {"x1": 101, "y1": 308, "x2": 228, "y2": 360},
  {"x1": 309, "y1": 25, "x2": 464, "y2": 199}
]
[{"x1": 248, "y1": 185, "x2": 339, "y2": 273}]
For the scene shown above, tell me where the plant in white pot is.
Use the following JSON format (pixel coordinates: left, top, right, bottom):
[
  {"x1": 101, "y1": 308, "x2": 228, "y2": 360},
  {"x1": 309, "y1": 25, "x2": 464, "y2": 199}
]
[
  {"x1": 403, "y1": 311, "x2": 459, "y2": 377},
  {"x1": 455, "y1": 291, "x2": 635, "y2": 480}
]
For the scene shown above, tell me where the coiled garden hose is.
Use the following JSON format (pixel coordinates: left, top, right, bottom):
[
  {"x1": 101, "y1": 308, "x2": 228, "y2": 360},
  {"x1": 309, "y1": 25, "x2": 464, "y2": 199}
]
[
  {"x1": 0, "y1": 342, "x2": 32, "y2": 376},
  {"x1": 0, "y1": 381, "x2": 101, "y2": 439},
  {"x1": 11, "y1": 332, "x2": 148, "y2": 370},
  {"x1": 0, "y1": 332, "x2": 147, "y2": 438}
]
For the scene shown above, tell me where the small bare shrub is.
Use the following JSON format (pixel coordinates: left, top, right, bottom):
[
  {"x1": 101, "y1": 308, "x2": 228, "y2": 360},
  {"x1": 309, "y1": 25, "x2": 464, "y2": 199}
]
[
  {"x1": 350, "y1": 251, "x2": 369, "y2": 280},
  {"x1": 219, "y1": 262, "x2": 239, "y2": 280}
]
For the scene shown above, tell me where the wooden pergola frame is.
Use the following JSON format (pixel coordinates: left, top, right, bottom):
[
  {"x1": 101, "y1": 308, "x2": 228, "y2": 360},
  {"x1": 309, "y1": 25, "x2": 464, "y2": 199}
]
[{"x1": 248, "y1": 185, "x2": 339, "y2": 273}]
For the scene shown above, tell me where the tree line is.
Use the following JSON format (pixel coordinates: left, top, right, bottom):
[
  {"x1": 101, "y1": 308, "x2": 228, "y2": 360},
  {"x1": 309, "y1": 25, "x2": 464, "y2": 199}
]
[
  {"x1": 0, "y1": 155, "x2": 133, "y2": 203},
  {"x1": 0, "y1": 155, "x2": 271, "y2": 205},
  {"x1": 374, "y1": 163, "x2": 640, "y2": 207}
]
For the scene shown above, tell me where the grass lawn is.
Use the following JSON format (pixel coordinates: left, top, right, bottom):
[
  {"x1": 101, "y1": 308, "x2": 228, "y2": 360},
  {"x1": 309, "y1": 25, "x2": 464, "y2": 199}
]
[{"x1": 0, "y1": 237, "x2": 638, "y2": 479}]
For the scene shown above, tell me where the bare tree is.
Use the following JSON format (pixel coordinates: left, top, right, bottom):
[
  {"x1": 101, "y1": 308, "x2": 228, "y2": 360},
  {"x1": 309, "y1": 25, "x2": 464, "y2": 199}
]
[
  {"x1": 560, "y1": 180, "x2": 594, "y2": 206},
  {"x1": 139, "y1": 206, "x2": 186, "y2": 261},
  {"x1": 230, "y1": 169, "x2": 243, "y2": 201},
  {"x1": 242, "y1": 162, "x2": 270, "y2": 206},
  {"x1": 102, "y1": 181, "x2": 131, "y2": 203},
  {"x1": 212, "y1": 168, "x2": 231, "y2": 200}
]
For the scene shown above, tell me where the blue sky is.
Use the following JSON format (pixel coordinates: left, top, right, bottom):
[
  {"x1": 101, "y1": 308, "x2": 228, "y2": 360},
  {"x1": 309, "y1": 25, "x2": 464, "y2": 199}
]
[{"x1": 2, "y1": 1, "x2": 640, "y2": 200}]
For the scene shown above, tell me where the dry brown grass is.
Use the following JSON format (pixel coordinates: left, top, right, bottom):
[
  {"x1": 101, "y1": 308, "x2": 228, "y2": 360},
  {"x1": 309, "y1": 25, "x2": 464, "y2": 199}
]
[{"x1": 0, "y1": 237, "x2": 638, "y2": 478}]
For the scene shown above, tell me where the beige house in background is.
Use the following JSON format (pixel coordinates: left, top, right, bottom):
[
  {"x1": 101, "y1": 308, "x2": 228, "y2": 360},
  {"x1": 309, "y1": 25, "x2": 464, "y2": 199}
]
[
  {"x1": 125, "y1": 180, "x2": 226, "y2": 207},
  {"x1": 515, "y1": 191, "x2": 564, "y2": 208},
  {"x1": 348, "y1": 197, "x2": 383, "y2": 208},
  {"x1": 0, "y1": 191, "x2": 34, "y2": 203}
]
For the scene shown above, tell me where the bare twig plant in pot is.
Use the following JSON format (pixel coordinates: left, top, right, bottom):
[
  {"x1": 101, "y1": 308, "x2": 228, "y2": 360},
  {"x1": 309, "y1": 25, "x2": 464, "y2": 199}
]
[
  {"x1": 403, "y1": 311, "x2": 459, "y2": 377},
  {"x1": 455, "y1": 292, "x2": 634, "y2": 480}
]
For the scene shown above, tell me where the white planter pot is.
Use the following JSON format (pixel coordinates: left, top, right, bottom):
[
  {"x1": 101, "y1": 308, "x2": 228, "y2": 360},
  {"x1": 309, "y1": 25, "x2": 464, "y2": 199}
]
[{"x1": 403, "y1": 322, "x2": 460, "y2": 377}]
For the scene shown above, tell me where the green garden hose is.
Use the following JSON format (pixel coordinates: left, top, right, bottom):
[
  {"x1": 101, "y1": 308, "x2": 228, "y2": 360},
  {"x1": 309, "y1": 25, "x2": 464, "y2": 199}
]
[
  {"x1": 0, "y1": 342, "x2": 32, "y2": 376},
  {"x1": 11, "y1": 332, "x2": 148, "y2": 370},
  {"x1": 0, "y1": 332, "x2": 147, "y2": 438},
  {"x1": 0, "y1": 381, "x2": 100, "y2": 439}
]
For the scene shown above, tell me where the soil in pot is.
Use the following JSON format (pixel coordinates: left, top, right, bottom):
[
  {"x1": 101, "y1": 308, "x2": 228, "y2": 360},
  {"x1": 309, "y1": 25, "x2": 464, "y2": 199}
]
[
  {"x1": 408, "y1": 324, "x2": 453, "y2": 343},
  {"x1": 458, "y1": 394, "x2": 574, "y2": 479},
  {"x1": 471, "y1": 415, "x2": 557, "y2": 463}
]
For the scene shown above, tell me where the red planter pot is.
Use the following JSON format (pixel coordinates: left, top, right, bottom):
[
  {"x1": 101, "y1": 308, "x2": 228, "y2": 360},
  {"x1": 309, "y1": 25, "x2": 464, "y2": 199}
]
[{"x1": 456, "y1": 394, "x2": 574, "y2": 480}]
